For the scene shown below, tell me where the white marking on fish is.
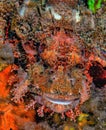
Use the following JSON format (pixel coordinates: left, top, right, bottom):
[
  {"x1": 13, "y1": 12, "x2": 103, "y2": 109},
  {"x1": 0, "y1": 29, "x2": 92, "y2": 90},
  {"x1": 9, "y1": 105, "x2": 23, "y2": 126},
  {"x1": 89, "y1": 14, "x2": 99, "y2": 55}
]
[
  {"x1": 19, "y1": 6, "x2": 26, "y2": 17},
  {"x1": 44, "y1": 95, "x2": 73, "y2": 105}
]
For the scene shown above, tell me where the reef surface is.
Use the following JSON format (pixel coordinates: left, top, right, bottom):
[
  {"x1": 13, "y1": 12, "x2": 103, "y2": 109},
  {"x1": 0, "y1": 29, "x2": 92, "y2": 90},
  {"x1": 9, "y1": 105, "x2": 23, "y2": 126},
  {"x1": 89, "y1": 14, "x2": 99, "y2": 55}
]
[{"x1": 0, "y1": 0, "x2": 106, "y2": 130}]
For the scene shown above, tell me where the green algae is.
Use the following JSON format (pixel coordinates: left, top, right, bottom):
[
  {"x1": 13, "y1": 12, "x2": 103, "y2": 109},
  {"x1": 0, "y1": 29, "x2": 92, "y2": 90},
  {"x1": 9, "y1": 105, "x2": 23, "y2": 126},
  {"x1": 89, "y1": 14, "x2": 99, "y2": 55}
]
[{"x1": 88, "y1": 0, "x2": 103, "y2": 13}]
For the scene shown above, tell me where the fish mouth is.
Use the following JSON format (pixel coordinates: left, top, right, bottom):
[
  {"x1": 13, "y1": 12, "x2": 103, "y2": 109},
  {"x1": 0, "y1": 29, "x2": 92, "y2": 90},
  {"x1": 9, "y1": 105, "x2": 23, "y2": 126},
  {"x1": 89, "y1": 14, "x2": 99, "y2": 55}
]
[
  {"x1": 44, "y1": 95, "x2": 72, "y2": 105},
  {"x1": 43, "y1": 93, "x2": 80, "y2": 113},
  {"x1": 43, "y1": 93, "x2": 79, "y2": 105}
]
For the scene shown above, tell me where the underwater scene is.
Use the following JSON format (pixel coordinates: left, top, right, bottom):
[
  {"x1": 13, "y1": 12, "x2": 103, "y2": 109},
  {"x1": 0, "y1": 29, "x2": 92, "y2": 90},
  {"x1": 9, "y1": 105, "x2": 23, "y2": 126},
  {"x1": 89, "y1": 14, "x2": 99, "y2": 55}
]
[{"x1": 0, "y1": 0, "x2": 106, "y2": 130}]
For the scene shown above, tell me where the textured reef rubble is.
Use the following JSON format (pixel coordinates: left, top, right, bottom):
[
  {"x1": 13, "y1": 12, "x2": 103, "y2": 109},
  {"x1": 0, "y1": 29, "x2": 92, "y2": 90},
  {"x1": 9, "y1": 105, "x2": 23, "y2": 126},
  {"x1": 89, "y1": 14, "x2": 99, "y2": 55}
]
[{"x1": 0, "y1": 0, "x2": 106, "y2": 130}]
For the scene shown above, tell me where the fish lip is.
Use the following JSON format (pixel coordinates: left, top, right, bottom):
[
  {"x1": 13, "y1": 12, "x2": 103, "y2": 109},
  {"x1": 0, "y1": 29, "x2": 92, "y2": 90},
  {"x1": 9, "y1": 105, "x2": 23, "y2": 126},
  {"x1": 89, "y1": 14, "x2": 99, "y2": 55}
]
[{"x1": 43, "y1": 93, "x2": 80, "y2": 105}]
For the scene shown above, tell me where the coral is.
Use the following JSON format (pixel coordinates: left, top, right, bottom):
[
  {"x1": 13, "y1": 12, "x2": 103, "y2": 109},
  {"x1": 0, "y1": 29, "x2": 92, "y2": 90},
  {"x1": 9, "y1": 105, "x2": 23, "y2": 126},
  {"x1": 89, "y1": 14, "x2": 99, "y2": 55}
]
[
  {"x1": 48, "y1": 0, "x2": 78, "y2": 7},
  {"x1": 0, "y1": 44, "x2": 14, "y2": 64},
  {"x1": 33, "y1": 122, "x2": 51, "y2": 130},
  {"x1": 0, "y1": 17, "x2": 6, "y2": 44},
  {"x1": 0, "y1": 65, "x2": 35, "y2": 130},
  {"x1": 0, "y1": 101, "x2": 35, "y2": 130},
  {"x1": 0, "y1": 102, "x2": 18, "y2": 130},
  {"x1": 0, "y1": 65, "x2": 12, "y2": 98}
]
